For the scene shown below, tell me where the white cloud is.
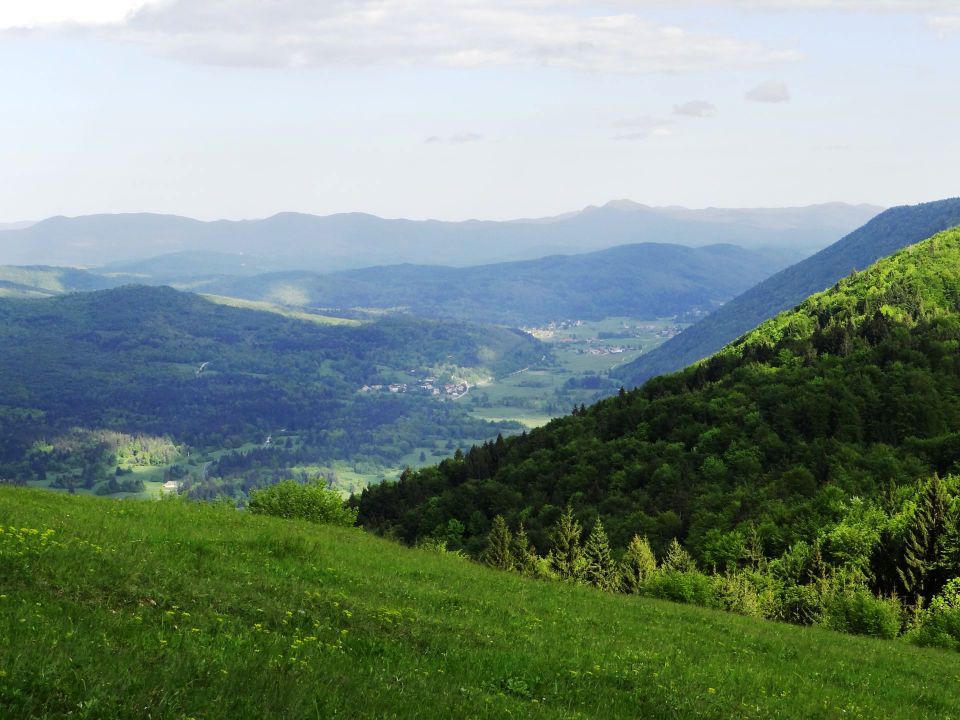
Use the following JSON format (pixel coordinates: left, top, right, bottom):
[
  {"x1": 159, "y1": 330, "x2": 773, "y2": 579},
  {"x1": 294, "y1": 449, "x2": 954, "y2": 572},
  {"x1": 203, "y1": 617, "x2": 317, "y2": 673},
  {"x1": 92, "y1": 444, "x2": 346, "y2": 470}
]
[
  {"x1": 4, "y1": 0, "x2": 799, "y2": 75},
  {"x1": 673, "y1": 100, "x2": 717, "y2": 117},
  {"x1": 0, "y1": 1, "x2": 155, "y2": 28},
  {"x1": 613, "y1": 116, "x2": 674, "y2": 140},
  {"x1": 616, "y1": 1, "x2": 960, "y2": 10},
  {"x1": 745, "y1": 80, "x2": 790, "y2": 103},
  {"x1": 928, "y1": 14, "x2": 960, "y2": 36},
  {"x1": 426, "y1": 133, "x2": 485, "y2": 144}
]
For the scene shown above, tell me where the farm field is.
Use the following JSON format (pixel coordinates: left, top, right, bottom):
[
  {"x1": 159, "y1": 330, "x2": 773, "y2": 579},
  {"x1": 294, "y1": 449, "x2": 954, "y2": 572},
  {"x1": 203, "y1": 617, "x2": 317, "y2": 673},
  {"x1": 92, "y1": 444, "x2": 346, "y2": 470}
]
[{"x1": 466, "y1": 317, "x2": 689, "y2": 428}]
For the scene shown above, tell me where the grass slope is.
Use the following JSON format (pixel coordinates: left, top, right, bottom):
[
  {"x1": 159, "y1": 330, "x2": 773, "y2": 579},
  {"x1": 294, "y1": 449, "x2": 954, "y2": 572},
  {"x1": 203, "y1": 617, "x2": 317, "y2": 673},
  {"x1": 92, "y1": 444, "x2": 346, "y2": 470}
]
[
  {"x1": 2, "y1": 487, "x2": 958, "y2": 720},
  {"x1": 617, "y1": 197, "x2": 960, "y2": 387},
  {"x1": 200, "y1": 293, "x2": 360, "y2": 326}
]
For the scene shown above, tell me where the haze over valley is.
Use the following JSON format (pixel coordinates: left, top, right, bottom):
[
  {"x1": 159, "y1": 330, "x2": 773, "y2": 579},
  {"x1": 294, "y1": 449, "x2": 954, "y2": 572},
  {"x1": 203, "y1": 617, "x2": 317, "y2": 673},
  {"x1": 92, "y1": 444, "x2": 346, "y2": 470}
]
[{"x1": 3, "y1": 2, "x2": 960, "y2": 718}]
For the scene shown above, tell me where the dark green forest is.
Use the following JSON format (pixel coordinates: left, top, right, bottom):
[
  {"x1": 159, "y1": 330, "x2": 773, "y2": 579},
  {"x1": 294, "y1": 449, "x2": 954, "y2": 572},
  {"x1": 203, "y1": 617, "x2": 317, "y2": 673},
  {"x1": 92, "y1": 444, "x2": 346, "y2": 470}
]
[
  {"x1": 0, "y1": 286, "x2": 544, "y2": 493},
  {"x1": 359, "y1": 227, "x2": 960, "y2": 637}
]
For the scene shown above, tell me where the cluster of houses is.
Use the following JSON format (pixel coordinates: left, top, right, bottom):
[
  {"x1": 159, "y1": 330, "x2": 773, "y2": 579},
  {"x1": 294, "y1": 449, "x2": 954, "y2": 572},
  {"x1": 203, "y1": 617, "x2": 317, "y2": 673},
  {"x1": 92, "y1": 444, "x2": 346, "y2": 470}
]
[
  {"x1": 579, "y1": 345, "x2": 626, "y2": 356},
  {"x1": 525, "y1": 319, "x2": 585, "y2": 340},
  {"x1": 359, "y1": 377, "x2": 470, "y2": 400}
]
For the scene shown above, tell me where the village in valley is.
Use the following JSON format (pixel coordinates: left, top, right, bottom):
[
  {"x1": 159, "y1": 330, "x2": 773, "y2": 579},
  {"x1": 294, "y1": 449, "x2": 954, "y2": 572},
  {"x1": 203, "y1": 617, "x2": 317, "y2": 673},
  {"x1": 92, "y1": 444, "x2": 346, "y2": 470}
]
[
  {"x1": 359, "y1": 376, "x2": 470, "y2": 400},
  {"x1": 524, "y1": 318, "x2": 685, "y2": 356}
]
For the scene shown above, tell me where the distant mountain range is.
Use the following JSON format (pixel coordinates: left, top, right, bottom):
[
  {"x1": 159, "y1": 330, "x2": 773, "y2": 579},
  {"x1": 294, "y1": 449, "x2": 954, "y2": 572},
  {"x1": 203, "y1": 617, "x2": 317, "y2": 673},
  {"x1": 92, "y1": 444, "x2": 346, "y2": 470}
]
[
  {"x1": 614, "y1": 197, "x2": 960, "y2": 387},
  {"x1": 0, "y1": 202, "x2": 882, "y2": 270},
  {"x1": 0, "y1": 221, "x2": 34, "y2": 232}
]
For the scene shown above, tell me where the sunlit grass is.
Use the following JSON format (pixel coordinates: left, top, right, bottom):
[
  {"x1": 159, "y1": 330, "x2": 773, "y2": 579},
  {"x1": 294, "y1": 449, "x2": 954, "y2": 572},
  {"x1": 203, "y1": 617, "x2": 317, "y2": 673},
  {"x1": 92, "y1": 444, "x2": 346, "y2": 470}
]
[
  {"x1": 2, "y1": 487, "x2": 959, "y2": 719},
  {"x1": 201, "y1": 294, "x2": 360, "y2": 326}
]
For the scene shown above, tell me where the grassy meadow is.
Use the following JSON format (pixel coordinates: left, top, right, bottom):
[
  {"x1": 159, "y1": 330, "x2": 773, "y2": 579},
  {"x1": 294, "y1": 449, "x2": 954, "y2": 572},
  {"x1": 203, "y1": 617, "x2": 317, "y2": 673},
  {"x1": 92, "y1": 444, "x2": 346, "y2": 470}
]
[{"x1": 2, "y1": 486, "x2": 958, "y2": 720}]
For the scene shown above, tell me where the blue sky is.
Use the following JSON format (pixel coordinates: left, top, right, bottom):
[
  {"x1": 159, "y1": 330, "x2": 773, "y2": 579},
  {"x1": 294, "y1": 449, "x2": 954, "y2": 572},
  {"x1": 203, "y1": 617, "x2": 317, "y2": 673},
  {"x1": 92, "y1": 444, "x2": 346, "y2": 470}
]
[{"x1": 1, "y1": 1, "x2": 958, "y2": 221}]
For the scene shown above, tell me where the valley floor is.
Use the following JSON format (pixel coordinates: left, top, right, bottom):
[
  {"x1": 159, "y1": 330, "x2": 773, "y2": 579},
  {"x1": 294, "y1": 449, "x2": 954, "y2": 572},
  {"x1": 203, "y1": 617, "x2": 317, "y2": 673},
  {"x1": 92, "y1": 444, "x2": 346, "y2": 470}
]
[{"x1": 1, "y1": 487, "x2": 958, "y2": 719}]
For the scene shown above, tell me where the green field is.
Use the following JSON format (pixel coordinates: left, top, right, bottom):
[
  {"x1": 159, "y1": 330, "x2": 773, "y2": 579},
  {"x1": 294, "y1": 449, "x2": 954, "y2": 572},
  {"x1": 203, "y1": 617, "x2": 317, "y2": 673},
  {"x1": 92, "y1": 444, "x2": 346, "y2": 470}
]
[
  {"x1": 201, "y1": 294, "x2": 361, "y2": 326},
  {"x1": 2, "y1": 487, "x2": 958, "y2": 720},
  {"x1": 467, "y1": 317, "x2": 687, "y2": 429}
]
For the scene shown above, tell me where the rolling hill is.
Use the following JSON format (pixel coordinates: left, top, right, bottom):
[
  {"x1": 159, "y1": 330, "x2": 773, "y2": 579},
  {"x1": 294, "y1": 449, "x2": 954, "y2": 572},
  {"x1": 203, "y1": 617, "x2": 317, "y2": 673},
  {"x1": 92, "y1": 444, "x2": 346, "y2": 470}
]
[
  {"x1": 616, "y1": 197, "x2": 960, "y2": 387},
  {"x1": 0, "y1": 264, "x2": 115, "y2": 297},
  {"x1": 196, "y1": 242, "x2": 796, "y2": 325},
  {"x1": 0, "y1": 285, "x2": 544, "y2": 496},
  {"x1": 0, "y1": 202, "x2": 880, "y2": 270}
]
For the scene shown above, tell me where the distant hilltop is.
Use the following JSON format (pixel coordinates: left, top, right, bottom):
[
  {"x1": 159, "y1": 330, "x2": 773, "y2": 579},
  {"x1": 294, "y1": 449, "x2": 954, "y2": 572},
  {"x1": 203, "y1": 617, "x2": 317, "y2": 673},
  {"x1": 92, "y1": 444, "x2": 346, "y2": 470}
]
[{"x1": 0, "y1": 201, "x2": 883, "y2": 271}]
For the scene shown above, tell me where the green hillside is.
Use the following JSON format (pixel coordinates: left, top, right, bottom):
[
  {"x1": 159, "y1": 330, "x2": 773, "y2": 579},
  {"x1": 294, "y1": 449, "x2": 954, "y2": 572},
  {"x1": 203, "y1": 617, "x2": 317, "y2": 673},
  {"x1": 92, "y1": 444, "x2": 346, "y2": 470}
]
[
  {"x1": 359, "y1": 228, "x2": 960, "y2": 621},
  {"x1": 1, "y1": 242, "x2": 796, "y2": 327},
  {"x1": 0, "y1": 286, "x2": 544, "y2": 497},
  {"x1": 0, "y1": 265, "x2": 114, "y2": 297},
  {"x1": 616, "y1": 197, "x2": 960, "y2": 386},
  {"x1": 197, "y1": 242, "x2": 794, "y2": 326},
  {"x1": 2, "y1": 486, "x2": 958, "y2": 720}
]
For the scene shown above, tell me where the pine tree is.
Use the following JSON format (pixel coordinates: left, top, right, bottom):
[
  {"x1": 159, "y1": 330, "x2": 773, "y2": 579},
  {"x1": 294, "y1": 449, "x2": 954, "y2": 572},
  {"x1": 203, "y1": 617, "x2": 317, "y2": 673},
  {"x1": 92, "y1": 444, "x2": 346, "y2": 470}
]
[
  {"x1": 483, "y1": 515, "x2": 514, "y2": 571},
  {"x1": 548, "y1": 506, "x2": 585, "y2": 582},
  {"x1": 621, "y1": 534, "x2": 657, "y2": 593},
  {"x1": 584, "y1": 519, "x2": 618, "y2": 591},
  {"x1": 899, "y1": 474, "x2": 951, "y2": 601},
  {"x1": 941, "y1": 503, "x2": 960, "y2": 578},
  {"x1": 741, "y1": 524, "x2": 766, "y2": 571},
  {"x1": 661, "y1": 538, "x2": 697, "y2": 573},
  {"x1": 511, "y1": 522, "x2": 539, "y2": 575}
]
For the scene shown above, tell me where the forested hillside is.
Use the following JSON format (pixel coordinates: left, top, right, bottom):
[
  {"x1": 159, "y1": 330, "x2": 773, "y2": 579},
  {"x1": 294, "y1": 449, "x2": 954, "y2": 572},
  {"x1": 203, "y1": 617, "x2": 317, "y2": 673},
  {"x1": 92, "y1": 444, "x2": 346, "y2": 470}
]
[
  {"x1": 616, "y1": 198, "x2": 960, "y2": 386},
  {"x1": 199, "y1": 243, "x2": 792, "y2": 325},
  {"x1": 0, "y1": 286, "x2": 543, "y2": 495},
  {"x1": 3, "y1": 242, "x2": 795, "y2": 327},
  {"x1": 359, "y1": 227, "x2": 960, "y2": 619}
]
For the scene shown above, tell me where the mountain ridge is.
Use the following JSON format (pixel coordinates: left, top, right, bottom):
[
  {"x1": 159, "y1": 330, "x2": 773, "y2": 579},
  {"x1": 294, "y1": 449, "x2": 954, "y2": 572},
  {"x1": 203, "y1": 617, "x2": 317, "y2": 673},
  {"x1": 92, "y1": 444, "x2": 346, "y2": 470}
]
[
  {"x1": 0, "y1": 241, "x2": 808, "y2": 326},
  {"x1": 615, "y1": 197, "x2": 960, "y2": 387},
  {"x1": 0, "y1": 202, "x2": 882, "y2": 270}
]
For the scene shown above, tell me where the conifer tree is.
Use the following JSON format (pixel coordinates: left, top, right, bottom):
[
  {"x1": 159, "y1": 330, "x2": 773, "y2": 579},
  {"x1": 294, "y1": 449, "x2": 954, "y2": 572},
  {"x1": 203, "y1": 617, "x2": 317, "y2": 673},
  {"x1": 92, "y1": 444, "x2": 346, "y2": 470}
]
[
  {"x1": 899, "y1": 474, "x2": 951, "y2": 601},
  {"x1": 661, "y1": 538, "x2": 697, "y2": 573},
  {"x1": 548, "y1": 506, "x2": 585, "y2": 582},
  {"x1": 584, "y1": 519, "x2": 618, "y2": 591},
  {"x1": 807, "y1": 537, "x2": 828, "y2": 584},
  {"x1": 621, "y1": 534, "x2": 657, "y2": 593},
  {"x1": 511, "y1": 522, "x2": 539, "y2": 575},
  {"x1": 941, "y1": 503, "x2": 960, "y2": 577},
  {"x1": 483, "y1": 515, "x2": 514, "y2": 571},
  {"x1": 741, "y1": 524, "x2": 766, "y2": 571}
]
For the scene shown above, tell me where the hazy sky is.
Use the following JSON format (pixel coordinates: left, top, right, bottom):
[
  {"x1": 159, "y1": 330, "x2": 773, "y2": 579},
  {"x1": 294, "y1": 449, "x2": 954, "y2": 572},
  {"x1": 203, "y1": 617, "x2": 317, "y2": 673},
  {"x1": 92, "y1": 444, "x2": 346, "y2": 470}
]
[{"x1": 2, "y1": 1, "x2": 958, "y2": 221}]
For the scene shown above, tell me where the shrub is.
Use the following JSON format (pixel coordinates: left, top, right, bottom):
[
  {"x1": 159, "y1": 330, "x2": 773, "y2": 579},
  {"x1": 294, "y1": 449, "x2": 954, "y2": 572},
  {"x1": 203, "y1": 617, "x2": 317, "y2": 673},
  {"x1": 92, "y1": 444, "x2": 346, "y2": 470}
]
[
  {"x1": 248, "y1": 480, "x2": 357, "y2": 526},
  {"x1": 822, "y1": 587, "x2": 901, "y2": 639},
  {"x1": 710, "y1": 572, "x2": 764, "y2": 618},
  {"x1": 643, "y1": 570, "x2": 717, "y2": 608},
  {"x1": 909, "y1": 578, "x2": 960, "y2": 651},
  {"x1": 620, "y1": 534, "x2": 657, "y2": 593},
  {"x1": 775, "y1": 583, "x2": 825, "y2": 626}
]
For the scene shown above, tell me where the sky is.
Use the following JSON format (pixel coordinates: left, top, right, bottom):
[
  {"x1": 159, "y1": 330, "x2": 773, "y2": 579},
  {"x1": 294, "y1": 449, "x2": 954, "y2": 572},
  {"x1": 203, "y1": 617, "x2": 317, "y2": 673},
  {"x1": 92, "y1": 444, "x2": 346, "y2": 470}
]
[{"x1": 1, "y1": 1, "x2": 958, "y2": 222}]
